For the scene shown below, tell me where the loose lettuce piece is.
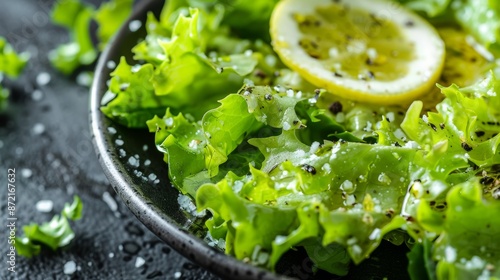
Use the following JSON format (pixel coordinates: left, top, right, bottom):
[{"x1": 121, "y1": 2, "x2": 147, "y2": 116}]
[
  {"x1": 94, "y1": 0, "x2": 134, "y2": 49},
  {"x1": 49, "y1": 0, "x2": 97, "y2": 74},
  {"x1": 0, "y1": 37, "x2": 29, "y2": 78},
  {"x1": 0, "y1": 37, "x2": 29, "y2": 108},
  {"x1": 15, "y1": 196, "x2": 83, "y2": 257}
]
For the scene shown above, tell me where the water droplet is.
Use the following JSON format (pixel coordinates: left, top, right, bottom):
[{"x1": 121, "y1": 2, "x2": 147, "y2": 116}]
[
  {"x1": 107, "y1": 127, "x2": 117, "y2": 134},
  {"x1": 76, "y1": 72, "x2": 93, "y2": 87},
  {"x1": 106, "y1": 60, "x2": 116, "y2": 69},
  {"x1": 174, "y1": 271, "x2": 182, "y2": 279},
  {"x1": 128, "y1": 156, "x2": 139, "y2": 168},
  {"x1": 115, "y1": 139, "x2": 124, "y2": 146},
  {"x1": 32, "y1": 123, "x2": 45, "y2": 135},
  {"x1": 31, "y1": 89, "x2": 43, "y2": 101},
  {"x1": 36, "y1": 72, "x2": 51, "y2": 86},
  {"x1": 148, "y1": 173, "x2": 157, "y2": 181},
  {"x1": 135, "y1": 256, "x2": 146, "y2": 268},
  {"x1": 129, "y1": 20, "x2": 142, "y2": 32},
  {"x1": 109, "y1": 252, "x2": 115, "y2": 258},
  {"x1": 21, "y1": 168, "x2": 32, "y2": 178},
  {"x1": 63, "y1": 261, "x2": 76, "y2": 274},
  {"x1": 144, "y1": 159, "x2": 151, "y2": 166},
  {"x1": 36, "y1": 200, "x2": 53, "y2": 212},
  {"x1": 15, "y1": 147, "x2": 23, "y2": 155},
  {"x1": 102, "y1": 192, "x2": 118, "y2": 212}
]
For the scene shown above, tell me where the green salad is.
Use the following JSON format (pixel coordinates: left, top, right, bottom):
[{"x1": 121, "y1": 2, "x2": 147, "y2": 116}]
[{"x1": 101, "y1": 0, "x2": 500, "y2": 278}]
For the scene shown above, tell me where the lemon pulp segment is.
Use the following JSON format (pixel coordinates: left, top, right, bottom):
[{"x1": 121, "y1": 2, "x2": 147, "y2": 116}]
[{"x1": 271, "y1": 0, "x2": 446, "y2": 104}]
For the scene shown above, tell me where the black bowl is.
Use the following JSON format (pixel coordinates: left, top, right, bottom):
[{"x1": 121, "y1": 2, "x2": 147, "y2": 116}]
[{"x1": 90, "y1": 1, "x2": 411, "y2": 279}]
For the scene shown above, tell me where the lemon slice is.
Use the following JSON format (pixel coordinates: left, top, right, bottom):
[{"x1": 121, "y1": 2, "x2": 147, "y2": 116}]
[{"x1": 270, "y1": 0, "x2": 446, "y2": 104}]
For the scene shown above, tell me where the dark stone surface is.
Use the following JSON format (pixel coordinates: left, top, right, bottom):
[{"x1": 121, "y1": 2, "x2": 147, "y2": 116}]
[{"x1": 0, "y1": 1, "x2": 220, "y2": 279}]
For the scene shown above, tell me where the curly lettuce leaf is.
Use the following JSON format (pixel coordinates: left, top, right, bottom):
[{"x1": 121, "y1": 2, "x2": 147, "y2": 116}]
[
  {"x1": 401, "y1": 73, "x2": 500, "y2": 198},
  {"x1": 147, "y1": 85, "x2": 308, "y2": 194},
  {"x1": 105, "y1": 4, "x2": 275, "y2": 128},
  {"x1": 199, "y1": 133, "x2": 415, "y2": 271},
  {"x1": 220, "y1": 0, "x2": 280, "y2": 41},
  {"x1": 94, "y1": 0, "x2": 134, "y2": 49},
  {"x1": 407, "y1": 238, "x2": 437, "y2": 280},
  {"x1": 101, "y1": 58, "x2": 169, "y2": 127},
  {"x1": 15, "y1": 196, "x2": 83, "y2": 257},
  {"x1": 416, "y1": 180, "x2": 500, "y2": 279},
  {"x1": 0, "y1": 37, "x2": 28, "y2": 109},
  {"x1": 0, "y1": 37, "x2": 29, "y2": 78},
  {"x1": 400, "y1": 73, "x2": 500, "y2": 279},
  {"x1": 49, "y1": 0, "x2": 97, "y2": 74}
]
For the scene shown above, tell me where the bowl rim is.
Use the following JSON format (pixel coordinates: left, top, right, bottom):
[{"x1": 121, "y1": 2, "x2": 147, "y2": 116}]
[{"x1": 88, "y1": 1, "x2": 292, "y2": 279}]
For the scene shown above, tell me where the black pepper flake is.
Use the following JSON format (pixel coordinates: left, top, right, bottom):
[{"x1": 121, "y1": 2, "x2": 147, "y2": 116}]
[
  {"x1": 404, "y1": 216, "x2": 415, "y2": 222},
  {"x1": 492, "y1": 164, "x2": 500, "y2": 172},
  {"x1": 475, "y1": 131, "x2": 485, "y2": 137},
  {"x1": 314, "y1": 89, "x2": 321, "y2": 95},
  {"x1": 405, "y1": 20, "x2": 414, "y2": 27},
  {"x1": 385, "y1": 209, "x2": 394, "y2": 218},
  {"x1": 367, "y1": 71, "x2": 375, "y2": 79},
  {"x1": 301, "y1": 164, "x2": 317, "y2": 175},
  {"x1": 435, "y1": 203, "x2": 447, "y2": 210},
  {"x1": 334, "y1": 72, "x2": 343, "y2": 78},
  {"x1": 461, "y1": 142, "x2": 473, "y2": 152},
  {"x1": 293, "y1": 120, "x2": 299, "y2": 125},
  {"x1": 245, "y1": 86, "x2": 253, "y2": 93},
  {"x1": 254, "y1": 70, "x2": 267, "y2": 79},
  {"x1": 264, "y1": 94, "x2": 273, "y2": 101},
  {"x1": 480, "y1": 176, "x2": 494, "y2": 185},
  {"x1": 429, "y1": 123, "x2": 437, "y2": 131},
  {"x1": 439, "y1": 123, "x2": 445, "y2": 129},
  {"x1": 329, "y1": 101, "x2": 343, "y2": 114},
  {"x1": 394, "y1": 142, "x2": 402, "y2": 147}
]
